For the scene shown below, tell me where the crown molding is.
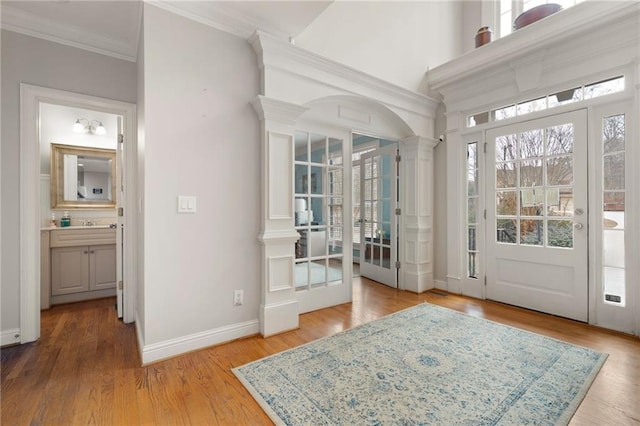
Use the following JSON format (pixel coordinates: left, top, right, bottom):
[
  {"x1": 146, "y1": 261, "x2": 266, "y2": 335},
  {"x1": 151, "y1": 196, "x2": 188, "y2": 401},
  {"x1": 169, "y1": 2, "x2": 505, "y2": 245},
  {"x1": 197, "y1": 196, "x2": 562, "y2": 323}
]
[
  {"x1": 427, "y1": 1, "x2": 640, "y2": 94},
  {"x1": 148, "y1": 1, "x2": 289, "y2": 41},
  {"x1": 252, "y1": 96, "x2": 309, "y2": 125},
  {"x1": 250, "y1": 30, "x2": 439, "y2": 119},
  {"x1": 1, "y1": 4, "x2": 139, "y2": 62}
]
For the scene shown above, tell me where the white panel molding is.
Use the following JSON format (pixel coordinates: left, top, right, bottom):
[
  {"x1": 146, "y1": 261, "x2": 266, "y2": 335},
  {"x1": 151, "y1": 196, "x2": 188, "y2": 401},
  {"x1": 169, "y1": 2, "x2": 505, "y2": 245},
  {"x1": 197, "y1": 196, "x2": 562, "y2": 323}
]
[
  {"x1": 260, "y1": 300, "x2": 299, "y2": 337},
  {"x1": 268, "y1": 255, "x2": 294, "y2": 292},
  {"x1": 252, "y1": 95, "x2": 305, "y2": 336},
  {"x1": 140, "y1": 319, "x2": 260, "y2": 365},
  {"x1": 258, "y1": 229, "x2": 300, "y2": 245},
  {"x1": 1, "y1": 329, "x2": 21, "y2": 347},
  {"x1": 1, "y1": 4, "x2": 139, "y2": 62},
  {"x1": 267, "y1": 132, "x2": 293, "y2": 219},
  {"x1": 338, "y1": 106, "x2": 371, "y2": 125}
]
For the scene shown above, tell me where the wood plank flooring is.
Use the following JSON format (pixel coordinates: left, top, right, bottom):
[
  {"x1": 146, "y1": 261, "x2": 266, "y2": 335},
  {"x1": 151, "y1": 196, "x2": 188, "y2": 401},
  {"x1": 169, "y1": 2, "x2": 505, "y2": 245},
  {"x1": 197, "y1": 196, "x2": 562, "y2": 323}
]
[{"x1": 2, "y1": 278, "x2": 639, "y2": 425}]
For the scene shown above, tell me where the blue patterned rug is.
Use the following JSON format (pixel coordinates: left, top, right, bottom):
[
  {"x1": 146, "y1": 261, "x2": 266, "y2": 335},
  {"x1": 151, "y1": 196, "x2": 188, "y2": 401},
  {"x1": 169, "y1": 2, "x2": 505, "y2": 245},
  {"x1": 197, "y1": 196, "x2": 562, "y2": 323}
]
[{"x1": 233, "y1": 303, "x2": 607, "y2": 425}]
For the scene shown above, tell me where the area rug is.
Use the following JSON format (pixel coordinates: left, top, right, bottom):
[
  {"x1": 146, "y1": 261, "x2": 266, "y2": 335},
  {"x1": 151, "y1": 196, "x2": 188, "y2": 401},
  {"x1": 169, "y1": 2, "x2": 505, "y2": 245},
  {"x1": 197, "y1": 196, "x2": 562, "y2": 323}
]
[{"x1": 233, "y1": 303, "x2": 607, "y2": 425}]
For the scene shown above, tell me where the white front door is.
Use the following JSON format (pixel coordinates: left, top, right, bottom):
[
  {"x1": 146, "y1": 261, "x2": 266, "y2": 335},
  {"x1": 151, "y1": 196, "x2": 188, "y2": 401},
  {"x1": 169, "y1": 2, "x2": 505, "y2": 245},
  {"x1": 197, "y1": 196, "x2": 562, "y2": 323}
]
[
  {"x1": 359, "y1": 146, "x2": 398, "y2": 288},
  {"x1": 486, "y1": 110, "x2": 588, "y2": 321}
]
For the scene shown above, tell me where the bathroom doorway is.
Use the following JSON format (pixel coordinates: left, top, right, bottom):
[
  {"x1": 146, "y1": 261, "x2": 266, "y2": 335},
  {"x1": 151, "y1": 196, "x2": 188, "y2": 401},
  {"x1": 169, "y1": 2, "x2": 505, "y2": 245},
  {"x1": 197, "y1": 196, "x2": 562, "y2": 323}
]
[{"x1": 19, "y1": 84, "x2": 136, "y2": 344}]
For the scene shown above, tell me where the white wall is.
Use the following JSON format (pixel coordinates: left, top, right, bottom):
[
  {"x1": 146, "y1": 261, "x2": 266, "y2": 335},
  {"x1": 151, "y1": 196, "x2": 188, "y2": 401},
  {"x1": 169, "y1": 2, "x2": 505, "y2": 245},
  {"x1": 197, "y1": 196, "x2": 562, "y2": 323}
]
[
  {"x1": 140, "y1": 5, "x2": 260, "y2": 349},
  {"x1": 295, "y1": 1, "x2": 464, "y2": 94},
  {"x1": 1, "y1": 29, "x2": 136, "y2": 335},
  {"x1": 39, "y1": 103, "x2": 118, "y2": 226},
  {"x1": 136, "y1": 22, "x2": 146, "y2": 342}
]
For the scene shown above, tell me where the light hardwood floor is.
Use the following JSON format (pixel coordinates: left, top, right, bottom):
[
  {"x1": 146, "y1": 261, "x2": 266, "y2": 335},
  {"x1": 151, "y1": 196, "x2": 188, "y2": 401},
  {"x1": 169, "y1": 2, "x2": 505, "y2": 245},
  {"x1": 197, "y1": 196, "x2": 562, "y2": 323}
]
[{"x1": 2, "y1": 278, "x2": 639, "y2": 425}]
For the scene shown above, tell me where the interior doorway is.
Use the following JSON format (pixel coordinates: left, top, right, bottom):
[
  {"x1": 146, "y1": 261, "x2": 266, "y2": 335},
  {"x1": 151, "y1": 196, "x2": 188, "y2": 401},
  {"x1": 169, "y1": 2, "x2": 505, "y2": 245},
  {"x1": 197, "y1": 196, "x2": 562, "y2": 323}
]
[
  {"x1": 351, "y1": 134, "x2": 399, "y2": 289},
  {"x1": 19, "y1": 84, "x2": 136, "y2": 344}
]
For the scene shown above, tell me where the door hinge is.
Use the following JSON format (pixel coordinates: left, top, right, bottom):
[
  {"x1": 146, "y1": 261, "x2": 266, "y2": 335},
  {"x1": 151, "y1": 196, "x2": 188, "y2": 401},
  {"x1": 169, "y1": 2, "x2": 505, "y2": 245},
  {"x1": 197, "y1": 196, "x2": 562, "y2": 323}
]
[
  {"x1": 118, "y1": 207, "x2": 124, "y2": 217},
  {"x1": 483, "y1": 209, "x2": 486, "y2": 220},
  {"x1": 484, "y1": 276, "x2": 487, "y2": 286},
  {"x1": 395, "y1": 153, "x2": 401, "y2": 162},
  {"x1": 395, "y1": 208, "x2": 401, "y2": 215},
  {"x1": 118, "y1": 280, "x2": 123, "y2": 290},
  {"x1": 118, "y1": 134, "x2": 124, "y2": 144},
  {"x1": 395, "y1": 261, "x2": 401, "y2": 269},
  {"x1": 484, "y1": 142, "x2": 487, "y2": 153}
]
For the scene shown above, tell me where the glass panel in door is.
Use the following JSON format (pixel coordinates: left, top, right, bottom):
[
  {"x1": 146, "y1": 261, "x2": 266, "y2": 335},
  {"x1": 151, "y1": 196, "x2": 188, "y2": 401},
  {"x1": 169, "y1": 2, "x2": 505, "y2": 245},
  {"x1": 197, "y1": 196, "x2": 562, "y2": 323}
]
[{"x1": 359, "y1": 146, "x2": 398, "y2": 288}]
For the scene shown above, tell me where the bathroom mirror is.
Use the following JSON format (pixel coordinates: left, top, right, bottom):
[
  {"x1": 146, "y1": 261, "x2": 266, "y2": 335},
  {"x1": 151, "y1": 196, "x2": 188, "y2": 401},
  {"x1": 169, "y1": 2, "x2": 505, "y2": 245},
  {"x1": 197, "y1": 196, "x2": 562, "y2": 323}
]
[{"x1": 50, "y1": 143, "x2": 116, "y2": 209}]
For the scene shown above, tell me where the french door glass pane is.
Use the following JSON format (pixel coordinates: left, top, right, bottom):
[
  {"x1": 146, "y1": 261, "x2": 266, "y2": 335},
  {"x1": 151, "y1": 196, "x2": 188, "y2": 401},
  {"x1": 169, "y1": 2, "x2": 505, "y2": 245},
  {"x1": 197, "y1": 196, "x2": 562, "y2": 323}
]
[
  {"x1": 602, "y1": 114, "x2": 625, "y2": 305},
  {"x1": 496, "y1": 191, "x2": 517, "y2": 215},
  {"x1": 519, "y1": 129, "x2": 544, "y2": 158},
  {"x1": 520, "y1": 219, "x2": 543, "y2": 246},
  {"x1": 546, "y1": 156, "x2": 573, "y2": 186},
  {"x1": 547, "y1": 124, "x2": 574, "y2": 154},
  {"x1": 294, "y1": 131, "x2": 344, "y2": 288},
  {"x1": 496, "y1": 162, "x2": 517, "y2": 188},
  {"x1": 548, "y1": 220, "x2": 573, "y2": 248},
  {"x1": 497, "y1": 219, "x2": 517, "y2": 244},
  {"x1": 520, "y1": 159, "x2": 543, "y2": 186},
  {"x1": 496, "y1": 134, "x2": 517, "y2": 161}
]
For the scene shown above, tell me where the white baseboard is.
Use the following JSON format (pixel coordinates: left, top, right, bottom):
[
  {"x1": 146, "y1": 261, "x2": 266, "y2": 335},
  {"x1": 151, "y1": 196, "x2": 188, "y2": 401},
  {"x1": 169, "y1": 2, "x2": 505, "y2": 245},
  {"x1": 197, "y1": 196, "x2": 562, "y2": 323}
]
[
  {"x1": 1, "y1": 328, "x2": 21, "y2": 346},
  {"x1": 435, "y1": 279, "x2": 448, "y2": 291},
  {"x1": 135, "y1": 311, "x2": 145, "y2": 365},
  {"x1": 140, "y1": 319, "x2": 260, "y2": 365}
]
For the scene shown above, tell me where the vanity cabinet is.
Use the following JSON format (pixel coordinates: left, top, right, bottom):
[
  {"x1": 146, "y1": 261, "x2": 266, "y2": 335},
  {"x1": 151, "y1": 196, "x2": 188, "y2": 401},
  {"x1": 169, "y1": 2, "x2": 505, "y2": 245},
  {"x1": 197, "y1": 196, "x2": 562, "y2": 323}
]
[
  {"x1": 51, "y1": 244, "x2": 116, "y2": 295},
  {"x1": 44, "y1": 227, "x2": 117, "y2": 306}
]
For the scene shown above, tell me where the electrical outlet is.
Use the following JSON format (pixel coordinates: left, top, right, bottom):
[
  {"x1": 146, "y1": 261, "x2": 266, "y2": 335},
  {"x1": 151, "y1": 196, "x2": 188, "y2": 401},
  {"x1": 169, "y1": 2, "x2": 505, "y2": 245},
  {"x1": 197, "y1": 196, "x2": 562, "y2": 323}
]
[{"x1": 234, "y1": 289, "x2": 244, "y2": 306}]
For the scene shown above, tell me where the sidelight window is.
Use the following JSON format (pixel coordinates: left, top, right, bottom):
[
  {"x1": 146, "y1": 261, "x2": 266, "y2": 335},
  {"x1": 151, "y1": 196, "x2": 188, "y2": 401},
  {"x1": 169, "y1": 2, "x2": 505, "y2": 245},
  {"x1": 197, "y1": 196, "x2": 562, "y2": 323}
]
[{"x1": 602, "y1": 114, "x2": 626, "y2": 306}]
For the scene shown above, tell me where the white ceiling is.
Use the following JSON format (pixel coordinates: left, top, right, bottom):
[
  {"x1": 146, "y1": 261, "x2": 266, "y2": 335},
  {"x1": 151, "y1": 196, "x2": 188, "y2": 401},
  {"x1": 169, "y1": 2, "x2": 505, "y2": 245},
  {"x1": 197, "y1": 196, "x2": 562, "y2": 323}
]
[{"x1": 1, "y1": 0, "x2": 333, "y2": 62}]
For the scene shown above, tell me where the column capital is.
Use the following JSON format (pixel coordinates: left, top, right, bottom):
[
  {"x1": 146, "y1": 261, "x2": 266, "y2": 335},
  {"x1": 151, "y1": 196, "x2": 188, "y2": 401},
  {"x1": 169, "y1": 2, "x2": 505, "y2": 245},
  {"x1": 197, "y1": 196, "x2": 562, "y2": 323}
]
[
  {"x1": 252, "y1": 95, "x2": 308, "y2": 125},
  {"x1": 401, "y1": 135, "x2": 439, "y2": 150}
]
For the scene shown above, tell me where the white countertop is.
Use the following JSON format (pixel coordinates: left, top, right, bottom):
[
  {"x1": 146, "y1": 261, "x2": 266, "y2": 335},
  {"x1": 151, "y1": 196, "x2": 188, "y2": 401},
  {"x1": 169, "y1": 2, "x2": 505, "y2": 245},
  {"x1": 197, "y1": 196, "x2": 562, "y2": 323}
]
[{"x1": 41, "y1": 225, "x2": 115, "y2": 231}]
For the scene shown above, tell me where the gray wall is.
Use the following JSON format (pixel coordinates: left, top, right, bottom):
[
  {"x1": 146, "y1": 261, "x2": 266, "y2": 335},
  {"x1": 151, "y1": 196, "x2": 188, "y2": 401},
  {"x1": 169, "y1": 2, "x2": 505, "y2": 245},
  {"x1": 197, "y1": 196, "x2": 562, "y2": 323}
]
[
  {"x1": 1, "y1": 30, "x2": 136, "y2": 333},
  {"x1": 140, "y1": 5, "x2": 260, "y2": 345}
]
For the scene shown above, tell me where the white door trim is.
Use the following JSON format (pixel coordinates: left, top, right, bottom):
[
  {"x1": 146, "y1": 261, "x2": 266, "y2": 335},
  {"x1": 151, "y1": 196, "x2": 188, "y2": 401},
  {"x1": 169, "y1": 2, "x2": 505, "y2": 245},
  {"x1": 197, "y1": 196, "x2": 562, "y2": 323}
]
[{"x1": 19, "y1": 84, "x2": 136, "y2": 343}]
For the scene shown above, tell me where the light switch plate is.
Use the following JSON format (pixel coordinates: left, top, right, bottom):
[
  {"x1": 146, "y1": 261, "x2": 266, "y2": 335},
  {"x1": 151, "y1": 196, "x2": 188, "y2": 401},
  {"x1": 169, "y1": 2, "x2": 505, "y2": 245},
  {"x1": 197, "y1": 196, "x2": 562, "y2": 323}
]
[{"x1": 177, "y1": 196, "x2": 197, "y2": 213}]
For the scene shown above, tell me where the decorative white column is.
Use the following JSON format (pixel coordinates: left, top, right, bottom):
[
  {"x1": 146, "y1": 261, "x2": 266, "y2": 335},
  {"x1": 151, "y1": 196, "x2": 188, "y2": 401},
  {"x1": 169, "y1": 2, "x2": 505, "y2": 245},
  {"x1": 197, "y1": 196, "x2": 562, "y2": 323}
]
[
  {"x1": 445, "y1": 112, "x2": 463, "y2": 294},
  {"x1": 252, "y1": 95, "x2": 308, "y2": 336},
  {"x1": 400, "y1": 135, "x2": 438, "y2": 293}
]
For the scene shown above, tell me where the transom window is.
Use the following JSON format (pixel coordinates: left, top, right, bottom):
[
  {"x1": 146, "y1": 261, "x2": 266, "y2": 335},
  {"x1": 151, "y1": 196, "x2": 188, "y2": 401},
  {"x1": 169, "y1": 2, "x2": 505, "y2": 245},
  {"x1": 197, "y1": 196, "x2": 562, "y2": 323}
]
[{"x1": 499, "y1": 0, "x2": 585, "y2": 38}]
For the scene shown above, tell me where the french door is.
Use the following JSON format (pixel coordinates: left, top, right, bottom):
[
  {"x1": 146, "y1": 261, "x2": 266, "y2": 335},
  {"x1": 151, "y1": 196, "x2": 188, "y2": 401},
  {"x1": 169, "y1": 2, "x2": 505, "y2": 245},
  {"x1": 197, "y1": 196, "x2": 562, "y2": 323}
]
[
  {"x1": 359, "y1": 146, "x2": 398, "y2": 288},
  {"x1": 485, "y1": 110, "x2": 588, "y2": 321}
]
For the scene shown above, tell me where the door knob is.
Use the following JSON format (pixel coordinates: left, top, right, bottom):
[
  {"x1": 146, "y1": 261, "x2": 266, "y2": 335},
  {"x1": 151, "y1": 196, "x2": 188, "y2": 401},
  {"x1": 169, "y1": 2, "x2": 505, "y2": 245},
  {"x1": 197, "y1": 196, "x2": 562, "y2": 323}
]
[{"x1": 574, "y1": 223, "x2": 584, "y2": 230}]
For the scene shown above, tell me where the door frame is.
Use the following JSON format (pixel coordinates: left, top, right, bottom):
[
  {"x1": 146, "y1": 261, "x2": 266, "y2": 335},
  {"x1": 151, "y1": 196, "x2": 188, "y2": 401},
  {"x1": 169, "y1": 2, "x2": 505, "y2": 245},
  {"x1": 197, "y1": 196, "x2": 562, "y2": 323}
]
[
  {"x1": 458, "y1": 93, "x2": 637, "y2": 334},
  {"x1": 19, "y1": 84, "x2": 136, "y2": 343}
]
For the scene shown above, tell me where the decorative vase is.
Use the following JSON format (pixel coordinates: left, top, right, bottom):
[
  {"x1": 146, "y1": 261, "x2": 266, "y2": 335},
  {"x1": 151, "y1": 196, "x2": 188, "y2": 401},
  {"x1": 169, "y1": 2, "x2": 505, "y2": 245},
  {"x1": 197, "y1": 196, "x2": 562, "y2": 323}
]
[
  {"x1": 514, "y1": 3, "x2": 563, "y2": 30},
  {"x1": 475, "y1": 26, "x2": 493, "y2": 48}
]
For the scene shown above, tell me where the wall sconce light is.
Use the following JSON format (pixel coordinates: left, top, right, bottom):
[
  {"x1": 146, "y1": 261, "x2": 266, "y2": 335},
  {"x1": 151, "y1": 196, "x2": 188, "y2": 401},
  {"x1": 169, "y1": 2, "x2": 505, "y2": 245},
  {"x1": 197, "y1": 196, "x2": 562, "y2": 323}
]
[{"x1": 73, "y1": 118, "x2": 106, "y2": 136}]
